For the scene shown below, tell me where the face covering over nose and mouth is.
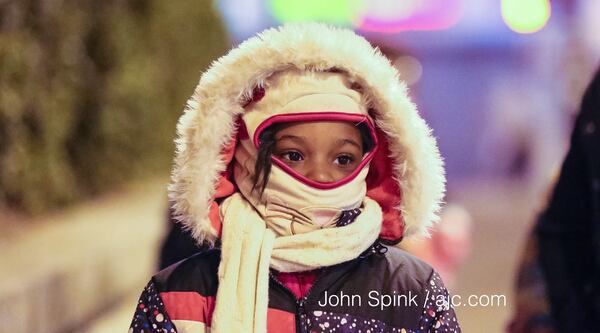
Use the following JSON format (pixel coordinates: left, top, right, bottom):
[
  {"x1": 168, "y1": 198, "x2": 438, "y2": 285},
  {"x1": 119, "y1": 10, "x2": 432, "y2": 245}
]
[
  {"x1": 234, "y1": 139, "x2": 369, "y2": 235},
  {"x1": 232, "y1": 70, "x2": 375, "y2": 236}
]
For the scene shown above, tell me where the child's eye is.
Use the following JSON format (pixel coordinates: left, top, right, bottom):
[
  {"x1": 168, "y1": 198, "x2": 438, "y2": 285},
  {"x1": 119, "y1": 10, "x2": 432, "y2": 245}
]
[
  {"x1": 335, "y1": 155, "x2": 354, "y2": 166},
  {"x1": 281, "y1": 151, "x2": 303, "y2": 162}
]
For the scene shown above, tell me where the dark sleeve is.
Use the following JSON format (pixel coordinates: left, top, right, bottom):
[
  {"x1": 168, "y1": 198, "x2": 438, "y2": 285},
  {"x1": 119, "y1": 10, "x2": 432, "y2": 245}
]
[
  {"x1": 507, "y1": 230, "x2": 555, "y2": 333},
  {"x1": 158, "y1": 207, "x2": 206, "y2": 270},
  {"x1": 129, "y1": 280, "x2": 178, "y2": 333},
  {"x1": 417, "y1": 270, "x2": 461, "y2": 332}
]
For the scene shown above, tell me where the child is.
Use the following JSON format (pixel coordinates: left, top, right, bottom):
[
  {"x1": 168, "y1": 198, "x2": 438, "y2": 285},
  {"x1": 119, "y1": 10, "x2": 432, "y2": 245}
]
[{"x1": 129, "y1": 23, "x2": 459, "y2": 333}]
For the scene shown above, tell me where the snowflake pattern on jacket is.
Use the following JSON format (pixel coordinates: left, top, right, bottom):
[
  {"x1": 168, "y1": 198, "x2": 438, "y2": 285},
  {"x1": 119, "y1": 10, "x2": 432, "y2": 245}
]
[{"x1": 129, "y1": 281, "x2": 176, "y2": 333}]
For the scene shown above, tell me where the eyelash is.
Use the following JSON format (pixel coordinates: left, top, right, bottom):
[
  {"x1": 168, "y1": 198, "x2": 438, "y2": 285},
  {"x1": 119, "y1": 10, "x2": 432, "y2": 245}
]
[
  {"x1": 335, "y1": 155, "x2": 355, "y2": 166},
  {"x1": 280, "y1": 151, "x2": 303, "y2": 162},
  {"x1": 278, "y1": 151, "x2": 355, "y2": 166}
]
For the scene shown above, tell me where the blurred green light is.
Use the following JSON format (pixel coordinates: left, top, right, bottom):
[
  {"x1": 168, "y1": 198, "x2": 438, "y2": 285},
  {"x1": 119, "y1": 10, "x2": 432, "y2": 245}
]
[
  {"x1": 268, "y1": 0, "x2": 363, "y2": 25},
  {"x1": 501, "y1": 0, "x2": 551, "y2": 34}
]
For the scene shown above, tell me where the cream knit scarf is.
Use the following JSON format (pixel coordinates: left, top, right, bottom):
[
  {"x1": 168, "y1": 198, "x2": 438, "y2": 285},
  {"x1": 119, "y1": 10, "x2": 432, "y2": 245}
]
[{"x1": 210, "y1": 193, "x2": 382, "y2": 332}]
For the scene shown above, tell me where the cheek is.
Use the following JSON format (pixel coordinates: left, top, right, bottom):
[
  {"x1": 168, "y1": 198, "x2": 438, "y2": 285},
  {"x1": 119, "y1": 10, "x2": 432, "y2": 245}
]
[
  {"x1": 330, "y1": 166, "x2": 355, "y2": 181},
  {"x1": 276, "y1": 158, "x2": 358, "y2": 183},
  {"x1": 279, "y1": 159, "x2": 307, "y2": 174}
]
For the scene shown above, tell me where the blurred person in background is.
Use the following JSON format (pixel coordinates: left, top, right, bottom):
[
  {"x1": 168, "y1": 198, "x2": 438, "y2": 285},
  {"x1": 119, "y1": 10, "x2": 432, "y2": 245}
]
[
  {"x1": 508, "y1": 68, "x2": 600, "y2": 333},
  {"x1": 536, "y1": 67, "x2": 600, "y2": 332}
]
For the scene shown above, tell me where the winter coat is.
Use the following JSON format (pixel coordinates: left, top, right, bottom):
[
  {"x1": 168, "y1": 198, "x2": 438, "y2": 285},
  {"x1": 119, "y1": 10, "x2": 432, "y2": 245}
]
[
  {"x1": 507, "y1": 228, "x2": 554, "y2": 333},
  {"x1": 536, "y1": 68, "x2": 600, "y2": 332},
  {"x1": 129, "y1": 23, "x2": 456, "y2": 332},
  {"x1": 130, "y1": 243, "x2": 459, "y2": 333}
]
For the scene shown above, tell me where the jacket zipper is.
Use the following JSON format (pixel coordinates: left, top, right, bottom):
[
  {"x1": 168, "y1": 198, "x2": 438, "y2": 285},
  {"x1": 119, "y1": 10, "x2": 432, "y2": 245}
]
[
  {"x1": 268, "y1": 271, "x2": 306, "y2": 332},
  {"x1": 267, "y1": 241, "x2": 386, "y2": 332},
  {"x1": 294, "y1": 266, "x2": 331, "y2": 332}
]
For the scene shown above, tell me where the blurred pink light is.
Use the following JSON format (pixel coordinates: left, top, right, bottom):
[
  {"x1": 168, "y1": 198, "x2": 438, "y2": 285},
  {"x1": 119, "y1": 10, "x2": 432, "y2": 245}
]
[{"x1": 357, "y1": 0, "x2": 463, "y2": 32}]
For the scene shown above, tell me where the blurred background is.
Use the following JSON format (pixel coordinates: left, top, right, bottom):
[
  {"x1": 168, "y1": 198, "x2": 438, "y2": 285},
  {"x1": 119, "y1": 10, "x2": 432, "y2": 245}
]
[{"x1": 0, "y1": 0, "x2": 599, "y2": 332}]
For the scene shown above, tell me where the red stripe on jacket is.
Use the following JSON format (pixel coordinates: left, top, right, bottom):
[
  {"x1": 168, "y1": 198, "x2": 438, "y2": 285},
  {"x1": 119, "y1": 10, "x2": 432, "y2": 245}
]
[
  {"x1": 267, "y1": 308, "x2": 296, "y2": 332},
  {"x1": 159, "y1": 271, "x2": 316, "y2": 331},
  {"x1": 159, "y1": 291, "x2": 295, "y2": 331},
  {"x1": 160, "y1": 292, "x2": 215, "y2": 325}
]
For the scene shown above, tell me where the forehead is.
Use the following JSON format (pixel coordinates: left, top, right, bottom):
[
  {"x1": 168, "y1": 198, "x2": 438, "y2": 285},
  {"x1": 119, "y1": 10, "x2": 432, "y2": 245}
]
[{"x1": 275, "y1": 121, "x2": 362, "y2": 138}]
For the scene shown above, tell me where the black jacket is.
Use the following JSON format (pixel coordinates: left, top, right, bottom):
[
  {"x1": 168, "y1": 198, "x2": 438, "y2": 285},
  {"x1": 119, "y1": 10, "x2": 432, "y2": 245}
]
[{"x1": 536, "y1": 69, "x2": 600, "y2": 332}]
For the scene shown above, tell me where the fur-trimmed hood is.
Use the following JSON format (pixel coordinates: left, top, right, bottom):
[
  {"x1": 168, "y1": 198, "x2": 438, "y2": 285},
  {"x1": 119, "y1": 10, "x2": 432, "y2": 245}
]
[{"x1": 168, "y1": 23, "x2": 445, "y2": 246}]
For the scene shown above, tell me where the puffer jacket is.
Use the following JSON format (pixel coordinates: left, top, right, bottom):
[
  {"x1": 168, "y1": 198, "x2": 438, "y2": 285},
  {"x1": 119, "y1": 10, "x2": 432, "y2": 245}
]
[{"x1": 130, "y1": 242, "x2": 458, "y2": 332}]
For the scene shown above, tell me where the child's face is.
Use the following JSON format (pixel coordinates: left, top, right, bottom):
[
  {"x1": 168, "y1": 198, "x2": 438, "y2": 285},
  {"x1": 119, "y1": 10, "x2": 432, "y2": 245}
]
[{"x1": 273, "y1": 121, "x2": 364, "y2": 183}]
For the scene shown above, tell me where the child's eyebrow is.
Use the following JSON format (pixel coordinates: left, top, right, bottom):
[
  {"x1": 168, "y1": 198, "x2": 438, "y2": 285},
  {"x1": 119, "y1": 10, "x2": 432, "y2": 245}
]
[
  {"x1": 276, "y1": 134, "x2": 306, "y2": 143},
  {"x1": 337, "y1": 139, "x2": 362, "y2": 149},
  {"x1": 276, "y1": 135, "x2": 361, "y2": 149}
]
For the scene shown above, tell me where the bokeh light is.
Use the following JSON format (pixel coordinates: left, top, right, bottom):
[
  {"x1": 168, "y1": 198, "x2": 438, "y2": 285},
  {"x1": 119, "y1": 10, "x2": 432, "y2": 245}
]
[
  {"x1": 501, "y1": 0, "x2": 551, "y2": 34},
  {"x1": 357, "y1": 0, "x2": 463, "y2": 32},
  {"x1": 268, "y1": 0, "x2": 362, "y2": 25},
  {"x1": 267, "y1": 0, "x2": 463, "y2": 33},
  {"x1": 393, "y1": 55, "x2": 423, "y2": 86}
]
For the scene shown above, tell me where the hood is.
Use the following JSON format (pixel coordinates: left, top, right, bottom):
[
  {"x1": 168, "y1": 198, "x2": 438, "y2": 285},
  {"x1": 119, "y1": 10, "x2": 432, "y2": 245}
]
[{"x1": 168, "y1": 23, "x2": 445, "y2": 246}]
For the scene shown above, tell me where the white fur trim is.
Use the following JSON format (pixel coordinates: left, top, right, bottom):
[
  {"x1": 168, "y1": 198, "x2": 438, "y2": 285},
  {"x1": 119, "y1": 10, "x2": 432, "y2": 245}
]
[{"x1": 168, "y1": 23, "x2": 445, "y2": 245}]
